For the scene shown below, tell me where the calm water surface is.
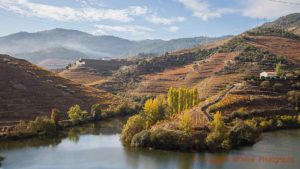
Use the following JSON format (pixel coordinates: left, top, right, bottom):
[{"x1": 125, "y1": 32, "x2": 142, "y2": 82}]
[{"x1": 0, "y1": 118, "x2": 299, "y2": 169}]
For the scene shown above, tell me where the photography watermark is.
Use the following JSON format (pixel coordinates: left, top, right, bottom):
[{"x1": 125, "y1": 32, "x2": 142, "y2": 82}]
[{"x1": 197, "y1": 155, "x2": 295, "y2": 165}]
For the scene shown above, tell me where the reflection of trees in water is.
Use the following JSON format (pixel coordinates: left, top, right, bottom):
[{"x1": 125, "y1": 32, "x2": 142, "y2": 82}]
[
  {"x1": 0, "y1": 117, "x2": 128, "y2": 150},
  {"x1": 123, "y1": 147, "x2": 196, "y2": 169},
  {"x1": 0, "y1": 137, "x2": 61, "y2": 151},
  {"x1": 66, "y1": 117, "x2": 127, "y2": 143}
]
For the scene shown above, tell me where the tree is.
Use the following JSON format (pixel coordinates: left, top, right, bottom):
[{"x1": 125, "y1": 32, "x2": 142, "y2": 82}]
[
  {"x1": 179, "y1": 111, "x2": 193, "y2": 134},
  {"x1": 142, "y1": 96, "x2": 167, "y2": 128},
  {"x1": 287, "y1": 91, "x2": 300, "y2": 111},
  {"x1": 91, "y1": 104, "x2": 102, "y2": 120},
  {"x1": 51, "y1": 108, "x2": 61, "y2": 126},
  {"x1": 276, "y1": 62, "x2": 284, "y2": 76},
  {"x1": 121, "y1": 114, "x2": 145, "y2": 144},
  {"x1": 192, "y1": 88, "x2": 199, "y2": 106},
  {"x1": 67, "y1": 105, "x2": 88, "y2": 123},
  {"x1": 211, "y1": 112, "x2": 226, "y2": 136},
  {"x1": 206, "y1": 111, "x2": 228, "y2": 149},
  {"x1": 167, "y1": 87, "x2": 200, "y2": 115}
]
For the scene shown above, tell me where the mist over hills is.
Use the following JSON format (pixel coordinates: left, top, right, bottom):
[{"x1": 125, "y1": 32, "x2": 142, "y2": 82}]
[{"x1": 0, "y1": 28, "x2": 230, "y2": 69}]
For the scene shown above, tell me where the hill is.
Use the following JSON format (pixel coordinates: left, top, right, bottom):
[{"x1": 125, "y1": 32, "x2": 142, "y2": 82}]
[
  {"x1": 0, "y1": 54, "x2": 122, "y2": 126},
  {"x1": 260, "y1": 13, "x2": 300, "y2": 35},
  {"x1": 59, "y1": 13, "x2": 300, "y2": 119},
  {"x1": 0, "y1": 28, "x2": 229, "y2": 69}
]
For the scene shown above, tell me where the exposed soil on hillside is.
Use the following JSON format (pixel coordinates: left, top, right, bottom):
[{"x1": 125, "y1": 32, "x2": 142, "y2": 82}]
[{"x1": 246, "y1": 35, "x2": 300, "y2": 64}]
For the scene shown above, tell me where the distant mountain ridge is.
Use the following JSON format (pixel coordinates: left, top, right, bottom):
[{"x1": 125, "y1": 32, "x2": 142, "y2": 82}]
[{"x1": 0, "y1": 28, "x2": 230, "y2": 69}]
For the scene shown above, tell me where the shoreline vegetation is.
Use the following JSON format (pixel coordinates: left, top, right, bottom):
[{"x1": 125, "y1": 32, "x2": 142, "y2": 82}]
[
  {"x1": 121, "y1": 87, "x2": 300, "y2": 152},
  {"x1": 0, "y1": 103, "x2": 137, "y2": 142}
]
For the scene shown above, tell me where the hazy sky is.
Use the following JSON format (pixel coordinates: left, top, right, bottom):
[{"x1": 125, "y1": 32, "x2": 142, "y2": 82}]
[{"x1": 0, "y1": 0, "x2": 299, "y2": 40}]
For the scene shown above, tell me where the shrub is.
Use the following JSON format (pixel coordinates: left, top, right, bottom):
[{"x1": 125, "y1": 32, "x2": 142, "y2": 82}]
[
  {"x1": 279, "y1": 115, "x2": 296, "y2": 126},
  {"x1": 228, "y1": 120, "x2": 260, "y2": 147},
  {"x1": 297, "y1": 115, "x2": 300, "y2": 124},
  {"x1": 116, "y1": 103, "x2": 135, "y2": 115},
  {"x1": 121, "y1": 114, "x2": 145, "y2": 144},
  {"x1": 273, "y1": 83, "x2": 283, "y2": 90},
  {"x1": 259, "y1": 119, "x2": 274, "y2": 130},
  {"x1": 67, "y1": 105, "x2": 88, "y2": 123},
  {"x1": 51, "y1": 108, "x2": 61, "y2": 126},
  {"x1": 206, "y1": 112, "x2": 228, "y2": 150},
  {"x1": 91, "y1": 104, "x2": 102, "y2": 120},
  {"x1": 178, "y1": 111, "x2": 193, "y2": 134},
  {"x1": 230, "y1": 108, "x2": 249, "y2": 119},
  {"x1": 260, "y1": 81, "x2": 271, "y2": 88},
  {"x1": 287, "y1": 91, "x2": 300, "y2": 110},
  {"x1": 15, "y1": 116, "x2": 56, "y2": 136}
]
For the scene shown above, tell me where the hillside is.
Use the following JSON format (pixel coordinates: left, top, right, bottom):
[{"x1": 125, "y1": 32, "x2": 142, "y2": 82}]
[
  {"x1": 0, "y1": 28, "x2": 229, "y2": 69},
  {"x1": 261, "y1": 13, "x2": 300, "y2": 35},
  {"x1": 58, "y1": 14, "x2": 300, "y2": 121},
  {"x1": 0, "y1": 54, "x2": 122, "y2": 126}
]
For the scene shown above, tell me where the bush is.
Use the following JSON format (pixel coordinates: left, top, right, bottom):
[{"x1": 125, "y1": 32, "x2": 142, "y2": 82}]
[
  {"x1": 230, "y1": 108, "x2": 249, "y2": 119},
  {"x1": 67, "y1": 105, "x2": 89, "y2": 123},
  {"x1": 115, "y1": 103, "x2": 135, "y2": 115},
  {"x1": 273, "y1": 83, "x2": 283, "y2": 90},
  {"x1": 260, "y1": 81, "x2": 271, "y2": 88},
  {"x1": 206, "y1": 112, "x2": 228, "y2": 150},
  {"x1": 51, "y1": 108, "x2": 61, "y2": 126},
  {"x1": 228, "y1": 120, "x2": 260, "y2": 147},
  {"x1": 121, "y1": 115, "x2": 145, "y2": 144},
  {"x1": 279, "y1": 115, "x2": 296, "y2": 126},
  {"x1": 15, "y1": 116, "x2": 57, "y2": 136},
  {"x1": 178, "y1": 111, "x2": 193, "y2": 134},
  {"x1": 91, "y1": 104, "x2": 102, "y2": 120}
]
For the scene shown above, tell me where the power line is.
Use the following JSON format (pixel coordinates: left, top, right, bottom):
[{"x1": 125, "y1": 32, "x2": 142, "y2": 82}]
[{"x1": 267, "y1": 0, "x2": 300, "y2": 5}]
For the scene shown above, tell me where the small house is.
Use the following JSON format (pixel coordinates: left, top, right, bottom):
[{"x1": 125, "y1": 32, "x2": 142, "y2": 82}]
[
  {"x1": 260, "y1": 71, "x2": 277, "y2": 79},
  {"x1": 75, "y1": 59, "x2": 85, "y2": 66}
]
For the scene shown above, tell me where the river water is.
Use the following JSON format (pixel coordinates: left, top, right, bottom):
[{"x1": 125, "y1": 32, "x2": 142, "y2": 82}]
[{"x1": 0, "y1": 118, "x2": 299, "y2": 169}]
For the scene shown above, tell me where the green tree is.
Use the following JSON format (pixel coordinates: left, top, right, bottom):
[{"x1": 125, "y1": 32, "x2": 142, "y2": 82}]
[
  {"x1": 121, "y1": 114, "x2": 145, "y2": 144},
  {"x1": 67, "y1": 105, "x2": 88, "y2": 123},
  {"x1": 91, "y1": 104, "x2": 102, "y2": 120},
  {"x1": 276, "y1": 62, "x2": 284, "y2": 76},
  {"x1": 142, "y1": 96, "x2": 166, "y2": 128},
  {"x1": 51, "y1": 108, "x2": 61, "y2": 126},
  {"x1": 192, "y1": 88, "x2": 199, "y2": 106}
]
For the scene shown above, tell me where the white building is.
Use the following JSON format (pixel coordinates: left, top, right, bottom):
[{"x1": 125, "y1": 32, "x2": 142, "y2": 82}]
[
  {"x1": 75, "y1": 59, "x2": 85, "y2": 66},
  {"x1": 260, "y1": 71, "x2": 277, "y2": 78},
  {"x1": 101, "y1": 57, "x2": 111, "y2": 61}
]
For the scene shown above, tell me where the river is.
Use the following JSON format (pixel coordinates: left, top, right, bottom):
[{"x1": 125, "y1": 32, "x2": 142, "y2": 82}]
[{"x1": 0, "y1": 118, "x2": 299, "y2": 169}]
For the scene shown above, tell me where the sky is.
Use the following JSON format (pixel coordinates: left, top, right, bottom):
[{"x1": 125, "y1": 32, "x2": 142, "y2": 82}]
[{"x1": 0, "y1": 0, "x2": 299, "y2": 40}]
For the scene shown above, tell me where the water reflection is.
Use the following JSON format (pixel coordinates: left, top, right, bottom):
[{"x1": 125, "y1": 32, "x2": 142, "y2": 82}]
[{"x1": 0, "y1": 117, "x2": 125, "y2": 150}]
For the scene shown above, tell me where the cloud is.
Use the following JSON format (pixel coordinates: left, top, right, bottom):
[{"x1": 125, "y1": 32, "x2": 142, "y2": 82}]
[
  {"x1": 167, "y1": 26, "x2": 179, "y2": 32},
  {"x1": 0, "y1": 0, "x2": 148, "y2": 22},
  {"x1": 178, "y1": 0, "x2": 236, "y2": 20},
  {"x1": 146, "y1": 15, "x2": 186, "y2": 25},
  {"x1": 94, "y1": 24, "x2": 154, "y2": 37},
  {"x1": 241, "y1": 0, "x2": 300, "y2": 19}
]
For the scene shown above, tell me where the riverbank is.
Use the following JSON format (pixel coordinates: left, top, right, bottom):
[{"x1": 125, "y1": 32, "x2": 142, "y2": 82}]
[{"x1": 0, "y1": 104, "x2": 137, "y2": 142}]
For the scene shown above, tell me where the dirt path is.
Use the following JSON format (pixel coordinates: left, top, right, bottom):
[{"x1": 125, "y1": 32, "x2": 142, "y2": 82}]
[{"x1": 192, "y1": 85, "x2": 236, "y2": 128}]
